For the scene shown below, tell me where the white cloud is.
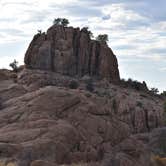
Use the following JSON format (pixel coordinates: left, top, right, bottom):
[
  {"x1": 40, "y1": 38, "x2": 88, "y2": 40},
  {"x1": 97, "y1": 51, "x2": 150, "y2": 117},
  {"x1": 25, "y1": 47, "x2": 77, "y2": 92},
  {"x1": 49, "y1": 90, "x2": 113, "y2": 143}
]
[{"x1": 0, "y1": 0, "x2": 165, "y2": 90}]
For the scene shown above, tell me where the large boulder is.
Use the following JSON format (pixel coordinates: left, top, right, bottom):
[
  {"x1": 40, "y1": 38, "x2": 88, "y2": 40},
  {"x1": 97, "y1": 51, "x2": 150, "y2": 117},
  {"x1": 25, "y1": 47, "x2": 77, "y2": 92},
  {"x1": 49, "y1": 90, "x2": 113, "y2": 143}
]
[
  {"x1": 0, "y1": 86, "x2": 131, "y2": 165},
  {"x1": 0, "y1": 83, "x2": 164, "y2": 165},
  {"x1": 24, "y1": 25, "x2": 120, "y2": 83}
]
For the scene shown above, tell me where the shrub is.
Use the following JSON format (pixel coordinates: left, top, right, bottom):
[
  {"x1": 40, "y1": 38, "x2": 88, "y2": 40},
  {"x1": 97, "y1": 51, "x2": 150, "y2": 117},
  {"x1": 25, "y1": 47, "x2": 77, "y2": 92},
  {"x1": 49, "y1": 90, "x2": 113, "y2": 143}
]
[
  {"x1": 61, "y1": 18, "x2": 69, "y2": 27},
  {"x1": 53, "y1": 18, "x2": 69, "y2": 27},
  {"x1": 9, "y1": 59, "x2": 18, "y2": 72},
  {"x1": 120, "y1": 78, "x2": 148, "y2": 92},
  {"x1": 37, "y1": 29, "x2": 42, "y2": 34},
  {"x1": 86, "y1": 79, "x2": 94, "y2": 92},
  {"x1": 136, "y1": 101, "x2": 143, "y2": 108},
  {"x1": 161, "y1": 91, "x2": 166, "y2": 97},
  {"x1": 69, "y1": 80, "x2": 79, "y2": 89},
  {"x1": 112, "y1": 99, "x2": 118, "y2": 114},
  {"x1": 96, "y1": 34, "x2": 108, "y2": 42},
  {"x1": 150, "y1": 87, "x2": 159, "y2": 95},
  {"x1": 53, "y1": 18, "x2": 61, "y2": 25},
  {"x1": 81, "y1": 27, "x2": 93, "y2": 38}
]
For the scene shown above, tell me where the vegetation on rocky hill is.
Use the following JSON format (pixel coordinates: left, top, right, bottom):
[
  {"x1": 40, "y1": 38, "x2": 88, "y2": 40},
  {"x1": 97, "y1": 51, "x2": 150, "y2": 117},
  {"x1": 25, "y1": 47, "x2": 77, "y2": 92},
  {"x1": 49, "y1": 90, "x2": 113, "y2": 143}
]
[
  {"x1": 53, "y1": 18, "x2": 70, "y2": 26},
  {"x1": 0, "y1": 20, "x2": 165, "y2": 166}
]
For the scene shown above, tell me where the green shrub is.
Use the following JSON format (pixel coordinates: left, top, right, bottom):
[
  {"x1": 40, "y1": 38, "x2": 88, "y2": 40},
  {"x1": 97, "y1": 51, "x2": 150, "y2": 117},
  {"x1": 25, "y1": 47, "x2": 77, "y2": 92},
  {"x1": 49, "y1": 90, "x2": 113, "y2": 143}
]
[
  {"x1": 150, "y1": 87, "x2": 159, "y2": 94},
  {"x1": 37, "y1": 29, "x2": 42, "y2": 34},
  {"x1": 53, "y1": 18, "x2": 69, "y2": 27},
  {"x1": 9, "y1": 59, "x2": 18, "y2": 72},
  {"x1": 96, "y1": 34, "x2": 108, "y2": 42},
  {"x1": 136, "y1": 101, "x2": 143, "y2": 108},
  {"x1": 86, "y1": 79, "x2": 94, "y2": 92},
  {"x1": 120, "y1": 78, "x2": 148, "y2": 92},
  {"x1": 81, "y1": 27, "x2": 93, "y2": 38},
  {"x1": 161, "y1": 91, "x2": 166, "y2": 97},
  {"x1": 69, "y1": 80, "x2": 79, "y2": 89}
]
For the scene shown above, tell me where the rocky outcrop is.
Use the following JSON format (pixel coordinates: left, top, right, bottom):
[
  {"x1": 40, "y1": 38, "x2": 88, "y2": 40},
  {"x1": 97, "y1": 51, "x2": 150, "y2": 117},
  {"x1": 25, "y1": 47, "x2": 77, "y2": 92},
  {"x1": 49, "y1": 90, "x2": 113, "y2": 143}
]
[
  {"x1": 17, "y1": 69, "x2": 164, "y2": 134},
  {"x1": 0, "y1": 86, "x2": 130, "y2": 165},
  {"x1": 0, "y1": 24, "x2": 165, "y2": 166},
  {"x1": 24, "y1": 25, "x2": 120, "y2": 83},
  {"x1": 0, "y1": 68, "x2": 165, "y2": 165},
  {"x1": 0, "y1": 69, "x2": 17, "y2": 81}
]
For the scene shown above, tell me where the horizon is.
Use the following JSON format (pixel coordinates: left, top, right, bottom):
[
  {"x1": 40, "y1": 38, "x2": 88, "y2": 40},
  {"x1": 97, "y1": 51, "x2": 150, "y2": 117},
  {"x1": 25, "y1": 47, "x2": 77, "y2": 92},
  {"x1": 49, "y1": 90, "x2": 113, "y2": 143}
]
[{"x1": 0, "y1": 0, "x2": 165, "y2": 92}]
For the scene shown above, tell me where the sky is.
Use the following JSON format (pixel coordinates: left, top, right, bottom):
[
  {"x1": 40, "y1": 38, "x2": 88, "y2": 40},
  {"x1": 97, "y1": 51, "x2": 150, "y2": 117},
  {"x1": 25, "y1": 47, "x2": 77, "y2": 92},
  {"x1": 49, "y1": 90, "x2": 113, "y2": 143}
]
[{"x1": 0, "y1": 0, "x2": 165, "y2": 91}]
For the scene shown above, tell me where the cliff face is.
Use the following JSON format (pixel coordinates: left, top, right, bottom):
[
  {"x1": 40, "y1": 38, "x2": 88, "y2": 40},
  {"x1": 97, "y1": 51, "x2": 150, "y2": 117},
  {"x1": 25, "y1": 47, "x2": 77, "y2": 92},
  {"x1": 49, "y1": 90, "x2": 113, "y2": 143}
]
[{"x1": 24, "y1": 25, "x2": 120, "y2": 83}]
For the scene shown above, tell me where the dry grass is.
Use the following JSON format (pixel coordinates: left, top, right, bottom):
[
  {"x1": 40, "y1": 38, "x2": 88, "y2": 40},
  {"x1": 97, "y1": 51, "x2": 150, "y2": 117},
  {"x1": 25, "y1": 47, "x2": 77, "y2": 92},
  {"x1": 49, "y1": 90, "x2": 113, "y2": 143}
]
[
  {"x1": 6, "y1": 163, "x2": 17, "y2": 166},
  {"x1": 0, "y1": 161, "x2": 17, "y2": 166},
  {"x1": 153, "y1": 155, "x2": 166, "y2": 166}
]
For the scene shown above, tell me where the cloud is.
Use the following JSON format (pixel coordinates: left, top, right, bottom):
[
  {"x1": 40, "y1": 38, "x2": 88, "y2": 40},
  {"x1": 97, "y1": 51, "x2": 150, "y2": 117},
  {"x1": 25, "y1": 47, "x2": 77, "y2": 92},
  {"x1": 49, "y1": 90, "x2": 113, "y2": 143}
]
[
  {"x1": 159, "y1": 67, "x2": 166, "y2": 71},
  {"x1": 0, "y1": 0, "x2": 165, "y2": 60},
  {"x1": 0, "y1": 0, "x2": 165, "y2": 90}
]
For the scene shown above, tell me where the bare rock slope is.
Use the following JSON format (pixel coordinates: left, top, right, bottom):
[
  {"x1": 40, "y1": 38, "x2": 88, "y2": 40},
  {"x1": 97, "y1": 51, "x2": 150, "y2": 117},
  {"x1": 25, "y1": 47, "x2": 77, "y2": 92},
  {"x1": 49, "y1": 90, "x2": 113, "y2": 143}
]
[{"x1": 0, "y1": 68, "x2": 165, "y2": 166}]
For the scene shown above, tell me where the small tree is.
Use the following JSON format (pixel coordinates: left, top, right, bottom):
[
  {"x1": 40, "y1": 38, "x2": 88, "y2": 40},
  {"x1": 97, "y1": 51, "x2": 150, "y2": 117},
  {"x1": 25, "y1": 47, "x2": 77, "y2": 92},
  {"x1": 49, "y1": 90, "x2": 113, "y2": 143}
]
[
  {"x1": 37, "y1": 30, "x2": 42, "y2": 34},
  {"x1": 53, "y1": 18, "x2": 69, "y2": 27},
  {"x1": 69, "y1": 80, "x2": 79, "y2": 89},
  {"x1": 61, "y1": 18, "x2": 69, "y2": 27},
  {"x1": 9, "y1": 59, "x2": 18, "y2": 72},
  {"x1": 81, "y1": 27, "x2": 93, "y2": 38},
  {"x1": 161, "y1": 91, "x2": 166, "y2": 97},
  {"x1": 86, "y1": 79, "x2": 94, "y2": 92},
  {"x1": 96, "y1": 34, "x2": 108, "y2": 42},
  {"x1": 81, "y1": 27, "x2": 89, "y2": 31},
  {"x1": 150, "y1": 87, "x2": 159, "y2": 94},
  {"x1": 53, "y1": 18, "x2": 61, "y2": 25}
]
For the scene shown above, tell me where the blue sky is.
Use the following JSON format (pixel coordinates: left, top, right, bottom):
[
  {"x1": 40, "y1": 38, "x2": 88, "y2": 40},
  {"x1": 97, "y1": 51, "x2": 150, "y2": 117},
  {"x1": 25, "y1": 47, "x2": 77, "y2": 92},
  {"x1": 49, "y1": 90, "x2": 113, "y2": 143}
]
[{"x1": 0, "y1": 0, "x2": 165, "y2": 91}]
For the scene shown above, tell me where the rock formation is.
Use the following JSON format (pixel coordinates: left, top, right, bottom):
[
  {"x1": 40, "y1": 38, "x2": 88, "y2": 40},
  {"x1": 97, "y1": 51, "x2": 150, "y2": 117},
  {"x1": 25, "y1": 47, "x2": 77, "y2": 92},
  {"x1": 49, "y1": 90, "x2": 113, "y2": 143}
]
[
  {"x1": 0, "y1": 24, "x2": 165, "y2": 166},
  {"x1": 0, "y1": 67, "x2": 165, "y2": 166},
  {"x1": 24, "y1": 25, "x2": 120, "y2": 83}
]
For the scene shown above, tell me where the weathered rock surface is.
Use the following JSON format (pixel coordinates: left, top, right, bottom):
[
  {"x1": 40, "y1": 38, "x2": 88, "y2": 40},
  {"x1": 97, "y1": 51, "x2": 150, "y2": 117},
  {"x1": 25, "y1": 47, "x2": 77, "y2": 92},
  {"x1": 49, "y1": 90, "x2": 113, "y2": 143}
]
[
  {"x1": 17, "y1": 69, "x2": 164, "y2": 134},
  {"x1": 0, "y1": 69, "x2": 16, "y2": 81},
  {"x1": 24, "y1": 25, "x2": 120, "y2": 83},
  {"x1": 0, "y1": 86, "x2": 130, "y2": 165},
  {"x1": 0, "y1": 24, "x2": 165, "y2": 166},
  {"x1": 0, "y1": 68, "x2": 165, "y2": 166}
]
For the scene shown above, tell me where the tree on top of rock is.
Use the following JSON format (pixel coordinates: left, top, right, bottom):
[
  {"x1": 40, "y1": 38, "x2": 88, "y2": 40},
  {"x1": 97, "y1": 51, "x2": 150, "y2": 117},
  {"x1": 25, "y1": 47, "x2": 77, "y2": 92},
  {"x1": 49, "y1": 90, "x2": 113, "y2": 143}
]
[
  {"x1": 161, "y1": 91, "x2": 166, "y2": 97},
  {"x1": 53, "y1": 18, "x2": 69, "y2": 27},
  {"x1": 96, "y1": 34, "x2": 108, "y2": 43},
  {"x1": 150, "y1": 87, "x2": 159, "y2": 94},
  {"x1": 9, "y1": 59, "x2": 18, "y2": 72},
  {"x1": 53, "y1": 18, "x2": 61, "y2": 25},
  {"x1": 61, "y1": 18, "x2": 69, "y2": 26},
  {"x1": 37, "y1": 29, "x2": 42, "y2": 34},
  {"x1": 81, "y1": 27, "x2": 94, "y2": 38}
]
